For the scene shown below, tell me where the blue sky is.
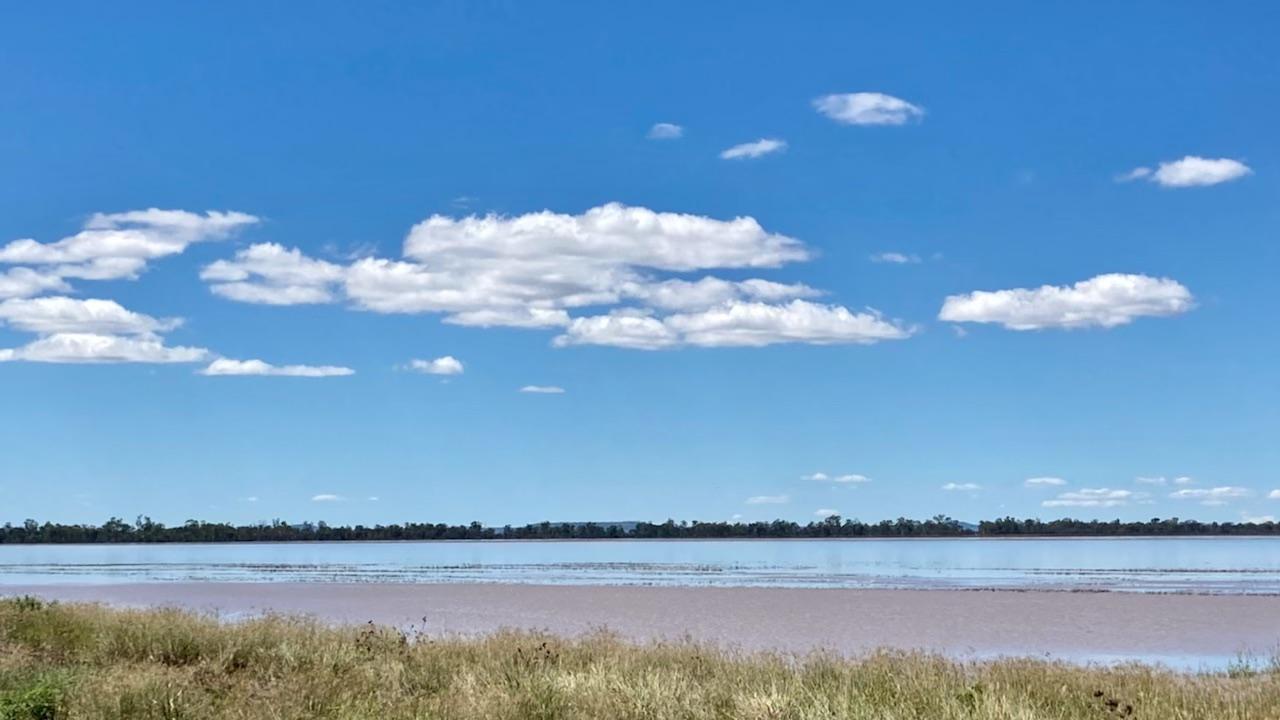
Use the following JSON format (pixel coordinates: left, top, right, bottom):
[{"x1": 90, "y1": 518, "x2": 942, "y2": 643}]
[{"x1": 1, "y1": 1, "x2": 1277, "y2": 526}]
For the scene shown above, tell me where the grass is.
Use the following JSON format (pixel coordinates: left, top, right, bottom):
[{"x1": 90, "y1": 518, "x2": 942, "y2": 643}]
[{"x1": 1, "y1": 596, "x2": 1278, "y2": 719}]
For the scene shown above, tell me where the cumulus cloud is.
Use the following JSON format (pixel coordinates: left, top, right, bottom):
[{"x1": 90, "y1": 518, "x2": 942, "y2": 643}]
[
  {"x1": 719, "y1": 138, "x2": 787, "y2": 160},
  {"x1": 1169, "y1": 486, "x2": 1251, "y2": 506},
  {"x1": 0, "y1": 297, "x2": 180, "y2": 336},
  {"x1": 815, "y1": 508, "x2": 840, "y2": 518},
  {"x1": 1024, "y1": 476, "x2": 1067, "y2": 487},
  {"x1": 0, "y1": 333, "x2": 208, "y2": 364},
  {"x1": 1120, "y1": 156, "x2": 1252, "y2": 188},
  {"x1": 202, "y1": 243, "x2": 344, "y2": 305},
  {"x1": 311, "y1": 494, "x2": 344, "y2": 502},
  {"x1": 199, "y1": 358, "x2": 354, "y2": 377},
  {"x1": 553, "y1": 310, "x2": 677, "y2": 349},
  {"x1": 1136, "y1": 476, "x2": 1195, "y2": 486},
  {"x1": 405, "y1": 203, "x2": 808, "y2": 274},
  {"x1": 1269, "y1": 490, "x2": 1280, "y2": 500},
  {"x1": 332, "y1": 203, "x2": 808, "y2": 321},
  {"x1": 942, "y1": 483, "x2": 981, "y2": 491},
  {"x1": 0, "y1": 296, "x2": 209, "y2": 364},
  {"x1": 939, "y1": 273, "x2": 1193, "y2": 330},
  {"x1": 813, "y1": 92, "x2": 924, "y2": 126},
  {"x1": 555, "y1": 300, "x2": 912, "y2": 349},
  {"x1": 0, "y1": 209, "x2": 257, "y2": 287},
  {"x1": 1042, "y1": 488, "x2": 1145, "y2": 508},
  {"x1": 869, "y1": 252, "x2": 921, "y2": 264},
  {"x1": 622, "y1": 277, "x2": 820, "y2": 312},
  {"x1": 0, "y1": 211, "x2": 259, "y2": 364},
  {"x1": 745, "y1": 494, "x2": 790, "y2": 505},
  {"x1": 803, "y1": 472, "x2": 871, "y2": 484},
  {"x1": 0, "y1": 268, "x2": 70, "y2": 300},
  {"x1": 647, "y1": 123, "x2": 684, "y2": 140},
  {"x1": 200, "y1": 203, "x2": 915, "y2": 352},
  {"x1": 519, "y1": 385, "x2": 565, "y2": 394},
  {"x1": 407, "y1": 356, "x2": 464, "y2": 375}
]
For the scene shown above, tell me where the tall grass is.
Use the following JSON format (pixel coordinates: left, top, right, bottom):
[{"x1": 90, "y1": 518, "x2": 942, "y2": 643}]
[{"x1": 1, "y1": 596, "x2": 1277, "y2": 719}]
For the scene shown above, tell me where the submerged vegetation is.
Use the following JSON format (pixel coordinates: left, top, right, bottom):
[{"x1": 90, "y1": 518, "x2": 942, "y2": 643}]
[
  {"x1": 2, "y1": 515, "x2": 1279, "y2": 544},
  {"x1": 2, "y1": 597, "x2": 1279, "y2": 719}
]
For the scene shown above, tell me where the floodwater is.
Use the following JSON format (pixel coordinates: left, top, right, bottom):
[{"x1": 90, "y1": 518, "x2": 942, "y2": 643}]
[{"x1": 3, "y1": 536, "x2": 1279, "y2": 593}]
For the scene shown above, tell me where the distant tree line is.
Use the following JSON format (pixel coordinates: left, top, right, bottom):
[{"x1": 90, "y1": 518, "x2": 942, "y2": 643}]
[
  {"x1": 0, "y1": 514, "x2": 1275, "y2": 544},
  {"x1": 976, "y1": 516, "x2": 1280, "y2": 536}
]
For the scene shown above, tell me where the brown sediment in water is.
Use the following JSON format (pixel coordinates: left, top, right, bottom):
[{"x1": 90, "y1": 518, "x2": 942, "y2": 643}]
[{"x1": 6, "y1": 582, "x2": 1280, "y2": 665}]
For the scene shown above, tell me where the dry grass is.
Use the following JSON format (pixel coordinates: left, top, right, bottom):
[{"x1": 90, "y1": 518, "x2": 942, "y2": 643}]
[{"x1": 1, "y1": 596, "x2": 1278, "y2": 719}]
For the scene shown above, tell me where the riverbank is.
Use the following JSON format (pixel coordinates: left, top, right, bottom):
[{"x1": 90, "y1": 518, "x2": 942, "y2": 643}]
[
  {"x1": 2, "y1": 596, "x2": 1277, "y2": 719},
  {"x1": 7, "y1": 583, "x2": 1280, "y2": 669}
]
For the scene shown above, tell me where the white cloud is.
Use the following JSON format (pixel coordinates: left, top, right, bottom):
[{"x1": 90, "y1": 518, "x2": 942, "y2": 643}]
[
  {"x1": 407, "y1": 355, "x2": 464, "y2": 375},
  {"x1": 0, "y1": 268, "x2": 70, "y2": 300},
  {"x1": 199, "y1": 358, "x2": 354, "y2": 377},
  {"x1": 1241, "y1": 513, "x2": 1276, "y2": 525},
  {"x1": 719, "y1": 138, "x2": 787, "y2": 160},
  {"x1": 1136, "y1": 476, "x2": 1194, "y2": 486},
  {"x1": 1135, "y1": 156, "x2": 1252, "y2": 188},
  {"x1": 1042, "y1": 488, "x2": 1144, "y2": 508},
  {"x1": 202, "y1": 243, "x2": 344, "y2": 305},
  {"x1": 0, "y1": 297, "x2": 180, "y2": 336},
  {"x1": 813, "y1": 93, "x2": 925, "y2": 126},
  {"x1": 402, "y1": 203, "x2": 805, "y2": 273},
  {"x1": 556, "y1": 300, "x2": 912, "y2": 349},
  {"x1": 0, "y1": 211, "x2": 260, "y2": 366},
  {"x1": 336, "y1": 203, "x2": 810, "y2": 325},
  {"x1": 0, "y1": 296, "x2": 210, "y2": 364},
  {"x1": 311, "y1": 494, "x2": 344, "y2": 502},
  {"x1": 0, "y1": 209, "x2": 258, "y2": 287},
  {"x1": 804, "y1": 472, "x2": 870, "y2": 484},
  {"x1": 519, "y1": 385, "x2": 565, "y2": 394},
  {"x1": 200, "y1": 203, "x2": 915, "y2": 353},
  {"x1": 942, "y1": 483, "x2": 981, "y2": 491},
  {"x1": 1115, "y1": 167, "x2": 1153, "y2": 183},
  {"x1": 1269, "y1": 490, "x2": 1280, "y2": 500},
  {"x1": 745, "y1": 494, "x2": 790, "y2": 505},
  {"x1": 623, "y1": 277, "x2": 820, "y2": 312},
  {"x1": 554, "y1": 310, "x2": 678, "y2": 349},
  {"x1": 647, "y1": 122, "x2": 684, "y2": 140},
  {"x1": 1024, "y1": 476, "x2": 1067, "y2": 487},
  {"x1": 814, "y1": 508, "x2": 840, "y2": 518},
  {"x1": 1169, "y1": 486, "x2": 1251, "y2": 505},
  {"x1": 939, "y1": 273, "x2": 1193, "y2": 330},
  {"x1": 0, "y1": 333, "x2": 208, "y2": 364},
  {"x1": 869, "y1": 252, "x2": 921, "y2": 264}
]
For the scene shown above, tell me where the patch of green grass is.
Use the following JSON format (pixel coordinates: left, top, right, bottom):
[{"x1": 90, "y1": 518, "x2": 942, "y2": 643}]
[
  {"x1": 1, "y1": 597, "x2": 1277, "y2": 719},
  {"x1": 0, "y1": 674, "x2": 65, "y2": 720}
]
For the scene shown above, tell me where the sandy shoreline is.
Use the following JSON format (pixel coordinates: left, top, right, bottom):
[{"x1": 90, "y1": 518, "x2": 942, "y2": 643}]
[{"x1": 7, "y1": 582, "x2": 1280, "y2": 667}]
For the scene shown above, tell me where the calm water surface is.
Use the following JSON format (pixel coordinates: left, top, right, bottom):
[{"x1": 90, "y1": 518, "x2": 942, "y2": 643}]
[{"x1": 3, "y1": 537, "x2": 1279, "y2": 593}]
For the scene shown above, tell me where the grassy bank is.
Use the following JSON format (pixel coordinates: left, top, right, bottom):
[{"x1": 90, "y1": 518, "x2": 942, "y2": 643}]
[{"x1": 1, "y1": 597, "x2": 1277, "y2": 719}]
